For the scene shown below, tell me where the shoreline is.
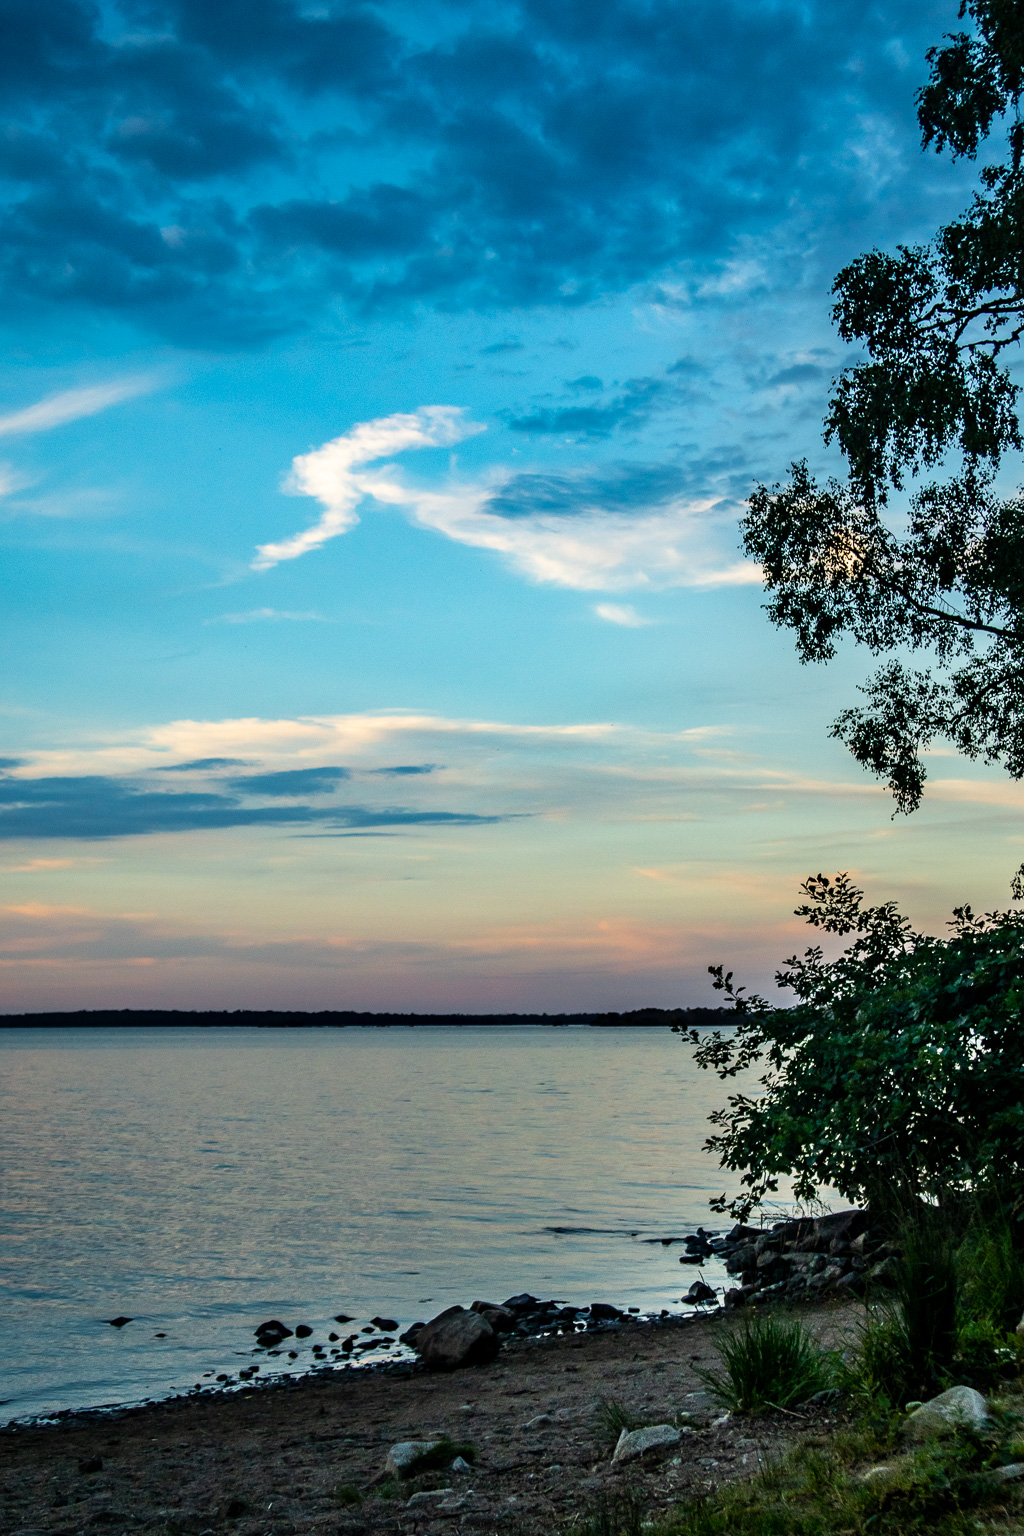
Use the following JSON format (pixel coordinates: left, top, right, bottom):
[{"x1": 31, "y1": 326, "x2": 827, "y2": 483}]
[{"x1": 0, "y1": 1300, "x2": 858, "y2": 1536}]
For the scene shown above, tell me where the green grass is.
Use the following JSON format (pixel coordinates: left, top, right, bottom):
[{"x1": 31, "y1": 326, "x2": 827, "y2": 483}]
[
  {"x1": 697, "y1": 1314, "x2": 838, "y2": 1415},
  {"x1": 660, "y1": 1425, "x2": 1022, "y2": 1536},
  {"x1": 400, "y1": 1437, "x2": 477, "y2": 1476},
  {"x1": 594, "y1": 1398, "x2": 643, "y2": 1450},
  {"x1": 568, "y1": 1488, "x2": 646, "y2": 1536},
  {"x1": 330, "y1": 1483, "x2": 362, "y2": 1507}
]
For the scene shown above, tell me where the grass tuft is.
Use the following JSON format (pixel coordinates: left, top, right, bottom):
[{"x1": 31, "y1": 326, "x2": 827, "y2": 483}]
[
  {"x1": 570, "y1": 1488, "x2": 645, "y2": 1536},
  {"x1": 594, "y1": 1398, "x2": 642, "y2": 1450},
  {"x1": 401, "y1": 1437, "x2": 476, "y2": 1476},
  {"x1": 697, "y1": 1313, "x2": 837, "y2": 1415},
  {"x1": 330, "y1": 1483, "x2": 362, "y2": 1507}
]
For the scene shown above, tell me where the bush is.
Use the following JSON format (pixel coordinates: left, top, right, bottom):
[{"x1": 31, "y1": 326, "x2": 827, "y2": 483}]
[
  {"x1": 698, "y1": 1314, "x2": 837, "y2": 1414},
  {"x1": 681, "y1": 873, "x2": 1024, "y2": 1222}
]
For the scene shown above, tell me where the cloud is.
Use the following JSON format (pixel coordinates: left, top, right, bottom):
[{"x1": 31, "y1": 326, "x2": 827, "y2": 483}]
[
  {"x1": 0, "y1": 376, "x2": 160, "y2": 437},
  {"x1": 370, "y1": 764, "x2": 439, "y2": 776},
  {"x1": 594, "y1": 603, "x2": 651, "y2": 626},
  {"x1": 227, "y1": 766, "x2": 350, "y2": 796},
  {"x1": 0, "y1": 0, "x2": 966, "y2": 343},
  {"x1": 252, "y1": 406, "x2": 485, "y2": 570},
  {"x1": 0, "y1": 768, "x2": 505, "y2": 840},
  {"x1": 155, "y1": 758, "x2": 250, "y2": 771},
  {"x1": 206, "y1": 608, "x2": 333, "y2": 624},
  {"x1": 256, "y1": 410, "x2": 760, "y2": 589},
  {"x1": 504, "y1": 377, "x2": 670, "y2": 438}
]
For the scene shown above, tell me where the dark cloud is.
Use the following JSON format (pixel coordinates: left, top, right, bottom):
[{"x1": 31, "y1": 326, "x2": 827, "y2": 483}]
[
  {"x1": 0, "y1": 0, "x2": 967, "y2": 343},
  {"x1": 766, "y1": 363, "x2": 828, "y2": 386},
  {"x1": 486, "y1": 462, "x2": 690, "y2": 517},
  {"x1": 156, "y1": 757, "x2": 251, "y2": 771},
  {"x1": 0, "y1": 771, "x2": 503, "y2": 839},
  {"x1": 504, "y1": 377, "x2": 669, "y2": 438},
  {"x1": 227, "y1": 766, "x2": 350, "y2": 795},
  {"x1": 370, "y1": 764, "x2": 439, "y2": 776}
]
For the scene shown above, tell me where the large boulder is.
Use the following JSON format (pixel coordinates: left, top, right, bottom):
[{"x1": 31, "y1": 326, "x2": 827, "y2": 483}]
[
  {"x1": 903, "y1": 1386, "x2": 991, "y2": 1441},
  {"x1": 411, "y1": 1306, "x2": 500, "y2": 1370},
  {"x1": 813, "y1": 1210, "x2": 869, "y2": 1245}
]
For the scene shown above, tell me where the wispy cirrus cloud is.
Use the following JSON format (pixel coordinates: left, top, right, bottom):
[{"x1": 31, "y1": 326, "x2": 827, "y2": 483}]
[
  {"x1": 252, "y1": 406, "x2": 483, "y2": 570},
  {"x1": 253, "y1": 407, "x2": 761, "y2": 590},
  {"x1": 0, "y1": 376, "x2": 161, "y2": 437}
]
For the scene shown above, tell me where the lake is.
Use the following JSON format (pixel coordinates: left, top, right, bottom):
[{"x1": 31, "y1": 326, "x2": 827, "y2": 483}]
[{"x1": 0, "y1": 1024, "x2": 774, "y2": 1424}]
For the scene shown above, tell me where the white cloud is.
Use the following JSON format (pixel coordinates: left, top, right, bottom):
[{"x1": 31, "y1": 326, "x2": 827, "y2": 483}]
[
  {"x1": 0, "y1": 376, "x2": 160, "y2": 437},
  {"x1": 256, "y1": 404, "x2": 762, "y2": 592},
  {"x1": 206, "y1": 608, "x2": 332, "y2": 625},
  {"x1": 594, "y1": 603, "x2": 652, "y2": 626},
  {"x1": 252, "y1": 406, "x2": 483, "y2": 570}
]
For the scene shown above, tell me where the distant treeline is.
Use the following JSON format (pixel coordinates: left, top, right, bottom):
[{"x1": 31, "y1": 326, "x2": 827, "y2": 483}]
[{"x1": 0, "y1": 1007, "x2": 728, "y2": 1028}]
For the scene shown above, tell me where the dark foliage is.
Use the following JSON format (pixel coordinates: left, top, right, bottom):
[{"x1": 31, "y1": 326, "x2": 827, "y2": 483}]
[
  {"x1": 680, "y1": 871, "x2": 1024, "y2": 1220},
  {"x1": 744, "y1": 3, "x2": 1024, "y2": 814}
]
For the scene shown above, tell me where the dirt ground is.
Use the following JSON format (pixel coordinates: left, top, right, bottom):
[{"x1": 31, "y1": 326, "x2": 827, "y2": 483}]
[{"x1": 0, "y1": 1301, "x2": 861, "y2": 1536}]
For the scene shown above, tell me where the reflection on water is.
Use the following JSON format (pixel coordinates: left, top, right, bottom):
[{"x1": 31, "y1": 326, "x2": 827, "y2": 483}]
[{"x1": 0, "y1": 1024, "x2": 760, "y2": 1422}]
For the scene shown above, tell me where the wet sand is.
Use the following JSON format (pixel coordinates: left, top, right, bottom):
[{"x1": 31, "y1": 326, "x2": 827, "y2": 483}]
[{"x1": 0, "y1": 1300, "x2": 859, "y2": 1536}]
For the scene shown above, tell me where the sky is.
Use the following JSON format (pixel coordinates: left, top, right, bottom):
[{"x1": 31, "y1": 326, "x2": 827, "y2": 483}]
[{"x1": 2, "y1": 0, "x2": 1021, "y2": 1014}]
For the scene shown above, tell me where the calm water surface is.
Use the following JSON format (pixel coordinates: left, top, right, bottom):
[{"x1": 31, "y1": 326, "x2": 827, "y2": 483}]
[{"x1": 0, "y1": 1025, "x2": 767, "y2": 1423}]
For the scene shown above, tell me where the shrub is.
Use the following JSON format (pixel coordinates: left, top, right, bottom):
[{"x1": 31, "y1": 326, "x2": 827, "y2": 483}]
[
  {"x1": 698, "y1": 1314, "x2": 837, "y2": 1414},
  {"x1": 681, "y1": 873, "x2": 1024, "y2": 1223}
]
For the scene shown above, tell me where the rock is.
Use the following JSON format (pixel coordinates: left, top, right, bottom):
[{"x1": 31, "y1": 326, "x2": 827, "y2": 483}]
[
  {"x1": 1016, "y1": 1313, "x2": 1024, "y2": 1337},
  {"x1": 723, "y1": 1288, "x2": 745, "y2": 1308},
  {"x1": 406, "y1": 1489, "x2": 456, "y2": 1509},
  {"x1": 903, "y1": 1386, "x2": 991, "y2": 1441},
  {"x1": 371, "y1": 1316, "x2": 398, "y2": 1331},
  {"x1": 683, "y1": 1281, "x2": 717, "y2": 1304},
  {"x1": 294, "y1": 1324, "x2": 313, "y2": 1338},
  {"x1": 861, "y1": 1464, "x2": 898, "y2": 1486},
  {"x1": 411, "y1": 1306, "x2": 500, "y2": 1370},
  {"x1": 106, "y1": 1316, "x2": 132, "y2": 1328},
  {"x1": 588, "y1": 1302, "x2": 622, "y2": 1321},
  {"x1": 450, "y1": 1457, "x2": 473, "y2": 1475},
  {"x1": 386, "y1": 1441, "x2": 443, "y2": 1477},
  {"x1": 866, "y1": 1256, "x2": 899, "y2": 1286},
  {"x1": 477, "y1": 1306, "x2": 516, "y2": 1333},
  {"x1": 502, "y1": 1293, "x2": 539, "y2": 1312},
  {"x1": 989, "y1": 1463, "x2": 1024, "y2": 1483},
  {"x1": 399, "y1": 1322, "x2": 425, "y2": 1346},
  {"x1": 611, "y1": 1425, "x2": 681, "y2": 1463},
  {"x1": 254, "y1": 1319, "x2": 292, "y2": 1343},
  {"x1": 334, "y1": 1313, "x2": 354, "y2": 1323},
  {"x1": 725, "y1": 1244, "x2": 757, "y2": 1274},
  {"x1": 813, "y1": 1209, "x2": 868, "y2": 1245},
  {"x1": 523, "y1": 1413, "x2": 553, "y2": 1429}
]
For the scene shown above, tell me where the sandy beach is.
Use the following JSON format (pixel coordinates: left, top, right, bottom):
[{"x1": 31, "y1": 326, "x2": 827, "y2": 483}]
[{"x1": 1, "y1": 1301, "x2": 857, "y2": 1536}]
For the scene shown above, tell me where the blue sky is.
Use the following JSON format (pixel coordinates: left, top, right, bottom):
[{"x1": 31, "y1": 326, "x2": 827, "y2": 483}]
[{"x1": 2, "y1": 0, "x2": 1020, "y2": 1013}]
